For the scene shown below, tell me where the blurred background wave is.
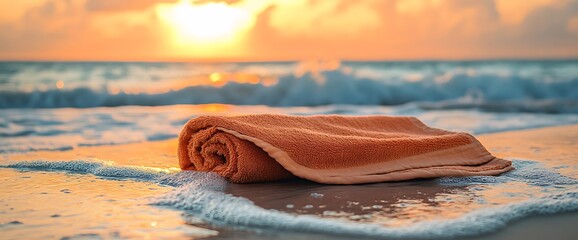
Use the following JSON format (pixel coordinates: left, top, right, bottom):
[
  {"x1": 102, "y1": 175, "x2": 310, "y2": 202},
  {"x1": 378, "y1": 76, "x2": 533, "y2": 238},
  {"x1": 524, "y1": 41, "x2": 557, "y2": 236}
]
[{"x1": 1, "y1": 60, "x2": 577, "y2": 113}]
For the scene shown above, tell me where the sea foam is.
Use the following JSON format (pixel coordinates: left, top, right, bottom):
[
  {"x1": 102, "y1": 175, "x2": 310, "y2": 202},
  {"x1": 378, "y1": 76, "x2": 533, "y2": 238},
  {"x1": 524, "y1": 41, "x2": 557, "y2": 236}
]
[
  {"x1": 2, "y1": 159, "x2": 577, "y2": 239},
  {"x1": 1, "y1": 160, "x2": 170, "y2": 182},
  {"x1": 156, "y1": 188, "x2": 577, "y2": 239},
  {"x1": 437, "y1": 160, "x2": 578, "y2": 186}
]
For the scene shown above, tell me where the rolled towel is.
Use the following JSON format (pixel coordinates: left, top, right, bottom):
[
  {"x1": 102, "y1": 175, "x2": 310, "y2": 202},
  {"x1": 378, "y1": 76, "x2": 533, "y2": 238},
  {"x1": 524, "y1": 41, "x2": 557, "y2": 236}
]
[{"x1": 178, "y1": 115, "x2": 513, "y2": 184}]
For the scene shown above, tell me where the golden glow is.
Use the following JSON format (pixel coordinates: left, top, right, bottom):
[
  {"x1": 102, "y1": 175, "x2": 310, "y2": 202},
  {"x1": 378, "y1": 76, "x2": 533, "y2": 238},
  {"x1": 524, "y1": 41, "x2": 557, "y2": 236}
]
[
  {"x1": 207, "y1": 72, "x2": 261, "y2": 87},
  {"x1": 109, "y1": 86, "x2": 121, "y2": 95},
  {"x1": 209, "y1": 72, "x2": 222, "y2": 83},
  {"x1": 157, "y1": 1, "x2": 255, "y2": 45},
  {"x1": 56, "y1": 80, "x2": 64, "y2": 89},
  {"x1": 568, "y1": 16, "x2": 578, "y2": 34},
  {"x1": 201, "y1": 103, "x2": 232, "y2": 112}
]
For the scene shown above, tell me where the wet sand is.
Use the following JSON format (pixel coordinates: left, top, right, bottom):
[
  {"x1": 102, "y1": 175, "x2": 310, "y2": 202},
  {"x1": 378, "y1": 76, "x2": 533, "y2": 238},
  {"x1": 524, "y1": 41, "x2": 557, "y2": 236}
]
[
  {"x1": 3, "y1": 124, "x2": 578, "y2": 239},
  {"x1": 469, "y1": 124, "x2": 578, "y2": 240}
]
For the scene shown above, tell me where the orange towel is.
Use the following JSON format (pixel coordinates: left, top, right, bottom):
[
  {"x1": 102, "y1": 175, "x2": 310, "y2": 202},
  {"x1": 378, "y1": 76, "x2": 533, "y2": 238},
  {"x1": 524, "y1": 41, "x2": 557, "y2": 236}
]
[{"x1": 178, "y1": 115, "x2": 513, "y2": 184}]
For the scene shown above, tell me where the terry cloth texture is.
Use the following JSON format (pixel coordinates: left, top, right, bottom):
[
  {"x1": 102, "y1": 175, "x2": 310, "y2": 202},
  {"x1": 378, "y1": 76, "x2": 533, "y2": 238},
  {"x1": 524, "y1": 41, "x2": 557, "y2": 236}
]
[{"x1": 178, "y1": 115, "x2": 513, "y2": 184}]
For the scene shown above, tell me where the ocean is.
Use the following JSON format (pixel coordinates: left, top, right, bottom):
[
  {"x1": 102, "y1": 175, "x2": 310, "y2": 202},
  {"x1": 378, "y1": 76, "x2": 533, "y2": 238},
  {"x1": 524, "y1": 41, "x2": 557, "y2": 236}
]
[
  {"x1": 1, "y1": 60, "x2": 578, "y2": 110},
  {"x1": 2, "y1": 60, "x2": 578, "y2": 153},
  {"x1": 1, "y1": 60, "x2": 577, "y2": 239}
]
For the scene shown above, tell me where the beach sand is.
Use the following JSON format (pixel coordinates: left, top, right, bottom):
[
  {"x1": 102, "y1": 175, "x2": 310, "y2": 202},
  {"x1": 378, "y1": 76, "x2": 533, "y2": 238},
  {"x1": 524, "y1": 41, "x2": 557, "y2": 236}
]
[{"x1": 2, "y1": 124, "x2": 577, "y2": 239}]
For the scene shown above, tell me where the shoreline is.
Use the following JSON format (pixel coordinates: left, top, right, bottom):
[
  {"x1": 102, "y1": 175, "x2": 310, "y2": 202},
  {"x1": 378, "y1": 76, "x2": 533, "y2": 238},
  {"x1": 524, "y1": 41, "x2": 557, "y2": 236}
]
[{"x1": 3, "y1": 124, "x2": 577, "y2": 239}]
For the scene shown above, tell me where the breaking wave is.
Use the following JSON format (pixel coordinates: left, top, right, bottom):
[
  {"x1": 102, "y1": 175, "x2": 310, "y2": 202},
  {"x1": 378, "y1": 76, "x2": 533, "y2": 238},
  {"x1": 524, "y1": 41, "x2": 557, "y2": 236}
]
[{"x1": 2, "y1": 69, "x2": 577, "y2": 113}]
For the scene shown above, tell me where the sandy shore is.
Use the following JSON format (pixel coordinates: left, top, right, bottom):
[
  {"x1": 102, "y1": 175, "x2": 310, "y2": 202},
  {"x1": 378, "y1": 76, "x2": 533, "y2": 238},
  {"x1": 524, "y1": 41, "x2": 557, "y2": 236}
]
[{"x1": 4, "y1": 124, "x2": 578, "y2": 239}]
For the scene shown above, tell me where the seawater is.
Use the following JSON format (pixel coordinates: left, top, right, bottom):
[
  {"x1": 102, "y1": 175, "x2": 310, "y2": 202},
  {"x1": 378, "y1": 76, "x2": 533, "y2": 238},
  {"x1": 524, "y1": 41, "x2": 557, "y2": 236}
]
[
  {"x1": 1, "y1": 60, "x2": 577, "y2": 111},
  {"x1": 1, "y1": 60, "x2": 578, "y2": 239},
  {"x1": 1, "y1": 159, "x2": 576, "y2": 239}
]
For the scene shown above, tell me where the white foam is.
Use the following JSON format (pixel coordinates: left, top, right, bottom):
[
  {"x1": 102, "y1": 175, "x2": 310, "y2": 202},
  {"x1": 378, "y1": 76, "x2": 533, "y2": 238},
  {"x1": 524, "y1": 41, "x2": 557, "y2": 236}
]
[
  {"x1": 438, "y1": 159, "x2": 578, "y2": 186},
  {"x1": 150, "y1": 159, "x2": 578, "y2": 238},
  {"x1": 1, "y1": 160, "x2": 169, "y2": 182},
  {"x1": 154, "y1": 175, "x2": 578, "y2": 239},
  {"x1": 310, "y1": 193, "x2": 324, "y2": 198},
  {"x1": 2, "y1": 159, "x2": 577, "y2": 238}
]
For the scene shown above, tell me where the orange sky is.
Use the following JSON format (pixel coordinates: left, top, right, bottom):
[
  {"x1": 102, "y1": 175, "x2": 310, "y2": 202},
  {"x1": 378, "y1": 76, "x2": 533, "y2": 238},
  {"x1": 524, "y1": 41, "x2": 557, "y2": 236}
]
[{"x1": 1, "y1": 0, "x2": 577, "y2": 61}]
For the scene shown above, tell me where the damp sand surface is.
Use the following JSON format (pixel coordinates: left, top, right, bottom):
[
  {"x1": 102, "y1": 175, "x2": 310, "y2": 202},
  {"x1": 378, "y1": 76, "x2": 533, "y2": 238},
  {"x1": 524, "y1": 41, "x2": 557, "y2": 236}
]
[{"x1": 1, "y1": 124, "x2": 577, "y2": 239}]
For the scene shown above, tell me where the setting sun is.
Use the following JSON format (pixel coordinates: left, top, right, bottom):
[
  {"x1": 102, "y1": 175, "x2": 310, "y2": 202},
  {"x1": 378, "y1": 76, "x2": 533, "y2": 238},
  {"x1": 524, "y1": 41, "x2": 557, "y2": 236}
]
[{"x1": 157, "y1": 1, "x2": 254, "y2": 45}]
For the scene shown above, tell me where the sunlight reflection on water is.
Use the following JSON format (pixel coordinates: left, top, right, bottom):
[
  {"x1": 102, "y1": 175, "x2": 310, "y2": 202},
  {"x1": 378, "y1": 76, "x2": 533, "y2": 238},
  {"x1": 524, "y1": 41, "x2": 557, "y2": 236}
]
[{"x1": 0, "y1": 169, "x2": 218, "y2": 239}]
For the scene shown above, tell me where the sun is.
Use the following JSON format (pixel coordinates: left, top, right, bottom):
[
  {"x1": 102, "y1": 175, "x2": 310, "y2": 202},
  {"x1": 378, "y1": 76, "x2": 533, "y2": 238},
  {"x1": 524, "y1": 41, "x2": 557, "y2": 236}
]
[{"x1": 157, "y1": 1, "x2": 254, "y2": 44}]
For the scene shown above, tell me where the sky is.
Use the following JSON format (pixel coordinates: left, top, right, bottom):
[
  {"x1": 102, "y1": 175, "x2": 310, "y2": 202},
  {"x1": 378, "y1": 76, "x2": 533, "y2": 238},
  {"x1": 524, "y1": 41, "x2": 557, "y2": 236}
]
[{"x1": 0, "y1": 0, "x2": 577, "y2": 61}]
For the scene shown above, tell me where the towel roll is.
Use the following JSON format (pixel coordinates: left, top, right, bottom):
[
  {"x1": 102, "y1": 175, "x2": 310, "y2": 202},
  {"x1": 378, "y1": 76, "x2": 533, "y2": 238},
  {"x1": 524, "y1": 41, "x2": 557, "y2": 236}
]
[
  {"x1": 181, "y1": 126, "x2": 294, "y2": 183},
  {"x1": 178, "y1": 115, "x2": 513, "y2": 184}
]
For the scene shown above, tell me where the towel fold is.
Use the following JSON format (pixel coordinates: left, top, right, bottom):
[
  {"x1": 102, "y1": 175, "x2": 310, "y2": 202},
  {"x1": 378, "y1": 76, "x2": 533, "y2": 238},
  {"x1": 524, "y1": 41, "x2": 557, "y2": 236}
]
[{"x1": 178, "y1": 115, "x2": 513, "y2": 184}]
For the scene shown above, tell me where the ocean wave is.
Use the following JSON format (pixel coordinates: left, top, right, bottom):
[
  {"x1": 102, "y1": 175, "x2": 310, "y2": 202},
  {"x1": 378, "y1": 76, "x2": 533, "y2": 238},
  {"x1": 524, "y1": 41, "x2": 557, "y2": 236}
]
[{"x1": 1, "y1": 69, "x2": 578, "y2": 113}]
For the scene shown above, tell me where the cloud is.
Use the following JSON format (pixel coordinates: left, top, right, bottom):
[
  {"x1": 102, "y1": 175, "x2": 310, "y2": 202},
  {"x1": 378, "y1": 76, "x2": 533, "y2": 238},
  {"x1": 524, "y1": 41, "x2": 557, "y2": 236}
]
[
  {"x1": 84, "y1": 0, "x2": 177, "y2": 12},
  {"x1": 247, "y1": 0, "x2": 578, "y2": 59},
  {"x1": 568, "y1": 16, "x2": 578, "y2": 34},
  {"x1": 0, "y1": 0, "x2": 169, "y2": 60},
  {"x1": 495, "y1": 0, "x2": 564, "y2": 25},
  {"x1": 267, "y1": 0, "x2": 381, "y2": 37},
  {"x1": 0, "y1": 0, "x2": 577, "y2": 60}
]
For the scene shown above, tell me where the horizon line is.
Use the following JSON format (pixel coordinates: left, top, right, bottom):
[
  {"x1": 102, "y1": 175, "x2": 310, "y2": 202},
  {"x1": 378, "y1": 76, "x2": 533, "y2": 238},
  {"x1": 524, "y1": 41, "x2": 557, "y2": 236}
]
[{"x1": 1, "y1": 56, "x2": 578, "y2": 63}]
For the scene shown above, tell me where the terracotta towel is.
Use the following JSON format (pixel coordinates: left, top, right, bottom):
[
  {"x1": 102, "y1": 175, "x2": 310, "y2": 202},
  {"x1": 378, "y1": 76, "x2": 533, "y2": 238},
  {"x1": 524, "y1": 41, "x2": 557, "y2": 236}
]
[{"x1": 178, "y1": 115, "x2": 513, "y2": 184}]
